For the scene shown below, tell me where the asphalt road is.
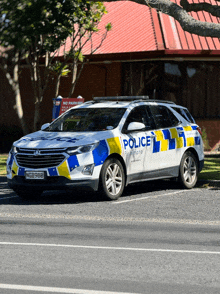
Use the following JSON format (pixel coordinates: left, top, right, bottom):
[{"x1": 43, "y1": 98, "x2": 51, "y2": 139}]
[{"x1": 1, "y1": 176, "x2": 220, "y2": 294}]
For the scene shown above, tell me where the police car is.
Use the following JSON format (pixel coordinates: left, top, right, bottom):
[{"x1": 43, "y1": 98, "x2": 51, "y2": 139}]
[{"x1": 7, "y1": 96, "x2": 204, "y2": 200}]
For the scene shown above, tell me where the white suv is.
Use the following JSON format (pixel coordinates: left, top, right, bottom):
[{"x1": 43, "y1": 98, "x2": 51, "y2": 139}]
[{"x1": 7, "y1": 96, "x2": 204, "y2": 200}]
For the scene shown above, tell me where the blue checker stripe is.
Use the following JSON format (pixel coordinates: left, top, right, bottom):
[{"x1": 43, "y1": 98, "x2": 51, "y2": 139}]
[
  {"x1": 195, "y1": 136, "x2": 201, "y2": 145},
  {"x1": 162, "y1": 129, "x2": 171, "y2": 140},
  {"x1": 169, "y1": 139, "x2": 176, "y2": 150},
  {"x1": 48, "y1": 167, "x2": 58, "y2": 176},
  {"x1": 153, "y1": 139, "x2": 160, "y2": 153},
  {"x1": 93, "y1": 140, "x2": 109, "y2": 166},
  {"x1": 18, "y1": 167, "x2": 25, "y2": 176},
  {"x1": 177, "y1": 127, "x2": 186, "y2": 147},
  {"x1": 68, "y1": 155, "x2": 79, "y2": 172},
  {"x1": 8, "y1": 154, "x2": 14, "y2": 168},
  {"x1": 191, "y1": 125, "x2": 197, "y2": 130}
]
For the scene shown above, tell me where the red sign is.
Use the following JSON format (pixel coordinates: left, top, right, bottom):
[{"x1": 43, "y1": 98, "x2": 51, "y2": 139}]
[{"x1": 59, "y1": 98, "x2": 84, "y2": 116}]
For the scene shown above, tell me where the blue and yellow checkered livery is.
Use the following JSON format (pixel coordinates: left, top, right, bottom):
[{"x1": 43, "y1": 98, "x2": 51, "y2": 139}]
[
  {"x1": 9, "y1": 137, "x2": 123, "y2": 180},
  {"x1": 152, "y1": 125, "x2": 201, "y2": 153}
]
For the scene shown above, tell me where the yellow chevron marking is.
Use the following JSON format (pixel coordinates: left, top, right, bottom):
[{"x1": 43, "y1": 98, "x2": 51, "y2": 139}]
[
  {"x1": 154, "y1": 130, "x2": 168, "y2": 151},
  {"x1": 57, "y1": 160, "x2": 71, "y2": 179},
  {"x1": 170, "y1": 128, "x2": 183, "y2": 148},
  {"x1": 187, "y1": 137, "x2": 195, "y2": 146},
  {"x1": 107, "y1": 137, "x2": 122, "y2": 155},
  {"x1": 12, "y1": 161, "x2": 18, "y2": 178},
  {"x1": 183, "y1": 126, "x2": 192, "y2": 131}
]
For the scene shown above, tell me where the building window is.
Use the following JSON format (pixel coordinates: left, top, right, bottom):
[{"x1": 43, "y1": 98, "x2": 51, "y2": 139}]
[{"x1": 122, "y1": 61, "x2": 220, "y2": 119}]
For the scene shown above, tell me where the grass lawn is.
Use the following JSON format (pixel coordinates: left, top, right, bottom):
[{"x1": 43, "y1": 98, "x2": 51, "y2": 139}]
[
  {"x1": 0, "y1": 154, "x2": 219, "y2": 181},
  {"x1": 0, "y1": 154, "x2": 7, "y2": 175},
  {"x1": 198, "y1": 157, "x2": 220, "y2": 181}
]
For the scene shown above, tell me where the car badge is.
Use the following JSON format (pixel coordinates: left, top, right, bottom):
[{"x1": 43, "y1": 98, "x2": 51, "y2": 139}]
[{"x1": 34, "y1": 150, "x2": 41, "y2": 156}]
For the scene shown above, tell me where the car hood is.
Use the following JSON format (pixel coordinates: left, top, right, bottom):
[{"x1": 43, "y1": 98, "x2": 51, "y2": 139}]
[{"x1": 14, "y1": 130, "x2": 112, "y2": 149}]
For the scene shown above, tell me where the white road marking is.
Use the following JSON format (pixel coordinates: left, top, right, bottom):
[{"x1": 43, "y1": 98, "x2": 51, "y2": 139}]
[
  {"x1": 113, "y1": 189, "x2": 197, "y2": 204},
  {"x1": 0, "y1": 284, "x2": 136, "y2": 294},
  {"x1": 0, "y1": 241, "x2": 220, "y2": 255}
]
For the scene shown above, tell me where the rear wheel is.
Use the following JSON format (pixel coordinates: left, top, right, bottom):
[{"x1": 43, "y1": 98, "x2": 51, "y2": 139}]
[
  {"x1": 14, "y1": 188, "x2": 43, "y2": 200},
  {"x1": 100, "y1": 158, "x2": 125, "y2": 200},
  {"x1": 179, "y1": 151, "x2": 198, "y2": 189}
]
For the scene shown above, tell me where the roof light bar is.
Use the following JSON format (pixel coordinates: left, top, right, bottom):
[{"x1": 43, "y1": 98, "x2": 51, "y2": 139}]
[
  {"x1": 93, "y1": 96, "x2": 149, "y2": 102},
  {"x1": 93, "y1": 96, "x2": 175, "y2": 104}
]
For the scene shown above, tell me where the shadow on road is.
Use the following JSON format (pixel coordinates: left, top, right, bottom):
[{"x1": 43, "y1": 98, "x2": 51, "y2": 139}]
[{"x1": 0, "y1": 175, "x2": 185, "y2": 205}]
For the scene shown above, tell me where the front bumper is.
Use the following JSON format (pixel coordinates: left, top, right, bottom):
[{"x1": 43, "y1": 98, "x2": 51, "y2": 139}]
[{"x1": 8, "y1": 176, "x2": 99, "y2": 192}]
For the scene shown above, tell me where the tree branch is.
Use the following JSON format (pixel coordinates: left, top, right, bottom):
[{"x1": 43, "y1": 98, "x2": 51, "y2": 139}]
[{"x1": 180, "y1": 0, "x2": 220, "y2": 18}]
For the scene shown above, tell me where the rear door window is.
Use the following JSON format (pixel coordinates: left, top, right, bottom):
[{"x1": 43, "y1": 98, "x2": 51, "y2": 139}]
[
  {"x1": 149, "y1": 105, "x2": 180, "y2": 129},
  {"x1": 172, "y1": 107, "x2": 195, "y2": 123}
]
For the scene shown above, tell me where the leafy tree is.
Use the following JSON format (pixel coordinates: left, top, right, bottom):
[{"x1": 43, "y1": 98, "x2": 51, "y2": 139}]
[
  {"x1": 51, "y1": 2, "x2": 111, "y2": 98},
  {"x1": 92, "y1": 0, "x2": 220, "y2": 38},
  {"x1": 0, "y1": 0, "x2": 110, "y2": 132}
]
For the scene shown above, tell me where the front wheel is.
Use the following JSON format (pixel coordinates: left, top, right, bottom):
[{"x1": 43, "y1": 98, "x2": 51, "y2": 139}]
[
  {"x1": 179, "y1": 151, "x2": 198, "y2": 189},
  {"x1": 99, "y1": 158, "x2": 125, "y2": 200}
]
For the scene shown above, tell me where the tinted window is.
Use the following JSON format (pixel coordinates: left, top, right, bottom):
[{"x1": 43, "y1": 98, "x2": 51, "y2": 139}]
[
  {"x1": 123, "y1": 106, "x2": 155, "y2": 132},
  {"x1": 149, "y1": 105, "x2": 179, "y2": 129},
  {"x1": 46, "y1": 108, "x2": 126, "y2": 132},
  {"x1": 172, "y1": 107, "x2": 195, "y2": 123}
]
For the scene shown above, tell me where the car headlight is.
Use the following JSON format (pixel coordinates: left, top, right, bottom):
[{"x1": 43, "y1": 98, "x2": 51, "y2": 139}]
[{"x1": 66, "y1": 142, "x2": 99, "y2": 155}]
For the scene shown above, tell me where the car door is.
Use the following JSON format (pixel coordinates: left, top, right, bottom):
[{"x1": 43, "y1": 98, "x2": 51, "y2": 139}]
[
  {"x1": 147, "y1": 104, "x2": 182, "y2": 177},
  {"x1": 121, "y1": 105, "x2": 157, "y2": 181}
]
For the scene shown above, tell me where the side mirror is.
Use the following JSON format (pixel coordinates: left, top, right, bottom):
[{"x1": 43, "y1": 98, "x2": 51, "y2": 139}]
[
  {"x1": 41, "y1": 123, "x2": 50, "y2": 130},
  {"x1": 127, "y1": 122, "x2": 145, "y2": 132}
]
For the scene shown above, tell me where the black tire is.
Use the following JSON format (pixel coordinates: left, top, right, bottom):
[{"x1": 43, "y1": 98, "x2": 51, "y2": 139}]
[
  {"x1": 99, "y1": 158, "x2": 125, "y2": 200},
  {"x1": 14, "y1": 188, "x2": 43, "y2": 200},
  {"x1": 179, "y1": 151, "x2": 198, "y2": 189}
]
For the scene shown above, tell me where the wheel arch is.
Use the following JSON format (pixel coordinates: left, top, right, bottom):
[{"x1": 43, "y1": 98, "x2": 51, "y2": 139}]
[
  {"x1": 178, "y1": 147, "x2": 199, "y2": 189},
  {"x1": 184, "y1": 147, "x2": 199, "y2": 163},
  {"x1": 178, "y1": 147, "x2": 199, "y2": 177},
  {"x1": 102, "y1": 153, "x2": 127, "y2": 183}
]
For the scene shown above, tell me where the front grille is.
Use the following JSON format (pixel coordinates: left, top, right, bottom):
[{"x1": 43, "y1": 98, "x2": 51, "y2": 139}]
[{"x1": 16, "y1": 148, "x2": 66, "y2": 168}]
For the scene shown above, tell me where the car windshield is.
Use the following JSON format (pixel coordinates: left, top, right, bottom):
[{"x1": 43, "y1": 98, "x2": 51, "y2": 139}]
[{"x1": 45, "y1": 107, "x2": 126, "y2": 132}]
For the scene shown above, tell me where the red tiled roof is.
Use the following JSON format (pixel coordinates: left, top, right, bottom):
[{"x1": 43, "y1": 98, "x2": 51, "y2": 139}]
[
  {"x1": 59, "y1": 1, "x2": 161, "y2": 56},
  {"x1": 159, "y1": 0, "x2": 220, "y2": 52},
  {"x1": 59, "y1": 1, "x2": 220, "y2": 57}
]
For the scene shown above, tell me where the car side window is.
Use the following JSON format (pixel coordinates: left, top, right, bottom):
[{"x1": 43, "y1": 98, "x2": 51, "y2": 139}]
[
  {"x1": 149, "y1": 105, "x2": 179, "y2": 129},
  {"x1": 172, "y1": 107, "x2": 195, "y2": 123},
  {"x1": 123, "y1": 105, "x2": 155, "y2": 132}
]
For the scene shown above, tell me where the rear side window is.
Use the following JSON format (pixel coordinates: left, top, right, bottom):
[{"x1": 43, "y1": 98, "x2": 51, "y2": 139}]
[
  {"x1": 172, "y1": 107, "x2": 195, "y2": 123},
  {"x1": 149, "y1": 105, "x2": 179, "y2": 129}
]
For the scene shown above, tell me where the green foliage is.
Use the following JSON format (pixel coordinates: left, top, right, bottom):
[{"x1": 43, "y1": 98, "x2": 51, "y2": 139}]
[
  {"x1": 50, "y1": 62, "x2": 71, "y2": 77},
  {"x1": 106, "y1": 23, "x2": 112, "y2": 31},
  {"x1": 0, "y1": 0, "x2": 107, "y2": 55},
  {"x1": 201, "y1": 128, "x2": 211, "y2": 151},
  {"x1": 0, "y1": 0, "x2": 109, "y2": 132},
  {"x1": 0, "y1": 155, "x2": 7, "y2": 176}
]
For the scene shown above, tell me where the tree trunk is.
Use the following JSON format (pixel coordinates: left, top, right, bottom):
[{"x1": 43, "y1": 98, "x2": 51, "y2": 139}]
[
  {"x1": 68, "y1": 61, "x2": 85, "y2": 97},
  {"x1": 33, "y1": 99, "x2": 41, "y2": 131},
  {"x1": 3, "y1": 52, "x2": 29, "y2": 135}
]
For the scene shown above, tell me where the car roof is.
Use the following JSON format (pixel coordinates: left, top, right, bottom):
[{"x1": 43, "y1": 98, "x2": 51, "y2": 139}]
[{"x1": 81, "y1": 96, "x2": 177, "y2": 108}]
